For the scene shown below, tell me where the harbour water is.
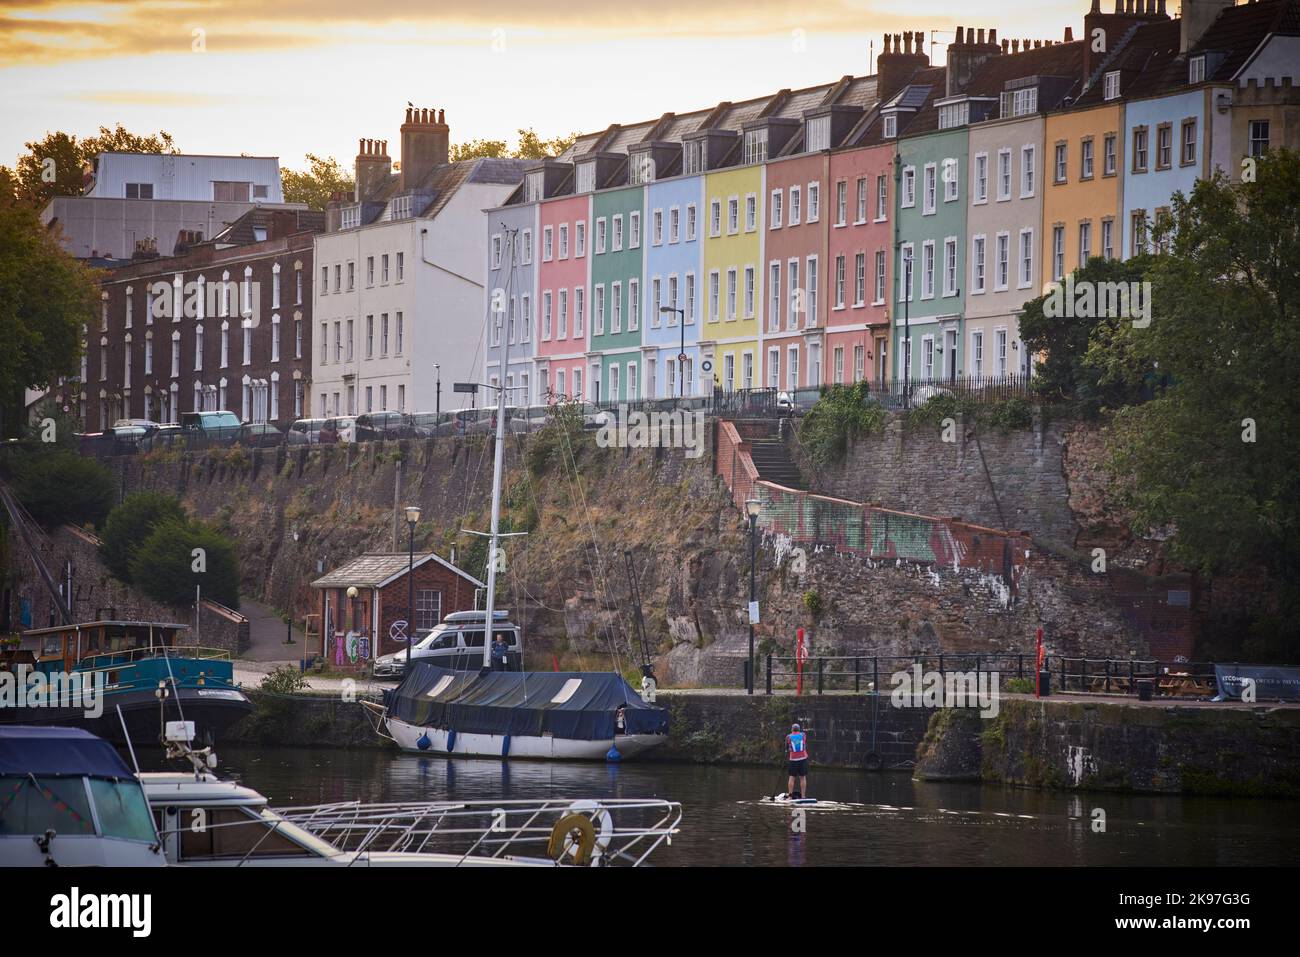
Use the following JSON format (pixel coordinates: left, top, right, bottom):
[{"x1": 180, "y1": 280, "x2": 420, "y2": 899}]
[{"x1": 207, "y1": 748, "x2": 1300, "y2": 866}]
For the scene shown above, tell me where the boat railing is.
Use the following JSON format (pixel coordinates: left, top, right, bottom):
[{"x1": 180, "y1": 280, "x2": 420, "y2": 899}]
[
  {"x1": 277, "y1": 797, "x2": 682, "y2": 867},
  {"x1": 76, "y1": 645, "x2": 233, "y2": 669}
]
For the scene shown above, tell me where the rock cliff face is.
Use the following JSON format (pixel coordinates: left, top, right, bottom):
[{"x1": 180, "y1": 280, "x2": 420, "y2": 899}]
[{"x1": 102, "y1": 420, "x2": 1175, "y2": 682}]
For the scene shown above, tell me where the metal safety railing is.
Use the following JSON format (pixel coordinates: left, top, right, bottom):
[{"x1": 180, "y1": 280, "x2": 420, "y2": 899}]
[{"x1": 760, "y1": 654, "x2": 1222, "y2": 698}]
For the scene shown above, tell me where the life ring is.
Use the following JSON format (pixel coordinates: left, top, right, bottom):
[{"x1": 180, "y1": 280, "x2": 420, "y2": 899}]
[
  {"x1": 547, "y1": 814, "x2": 597, "y2": 865},
  {"x1": 547, "y1": 800, "x2": 614, "y2": 865}
]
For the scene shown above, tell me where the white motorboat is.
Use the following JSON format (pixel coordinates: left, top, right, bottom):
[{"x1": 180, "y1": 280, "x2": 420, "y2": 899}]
[{"x1": 0, "y1": 725, "x2": 166, "y2": 867}]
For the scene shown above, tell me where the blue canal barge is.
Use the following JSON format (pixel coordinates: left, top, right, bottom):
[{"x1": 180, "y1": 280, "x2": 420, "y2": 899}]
[{"x1": 0, "y1": 620, "x2": 251, "y2": 746}]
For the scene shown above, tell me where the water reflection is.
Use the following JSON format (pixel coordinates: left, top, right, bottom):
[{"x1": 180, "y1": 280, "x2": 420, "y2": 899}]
[{"x1": 207, "y1": 748, "x2": 1300, "y2": 867}]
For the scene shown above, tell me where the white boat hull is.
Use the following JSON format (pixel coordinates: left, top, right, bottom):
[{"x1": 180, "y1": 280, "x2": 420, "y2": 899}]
[{"x1": 386, "y1": 716, "x2": 666, "y2": 761}]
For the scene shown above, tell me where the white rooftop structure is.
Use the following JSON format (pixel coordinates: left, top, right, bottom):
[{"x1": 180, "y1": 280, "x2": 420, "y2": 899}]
[{"x1": 85, "y1": 152, "x2": 284, "y2": 203}]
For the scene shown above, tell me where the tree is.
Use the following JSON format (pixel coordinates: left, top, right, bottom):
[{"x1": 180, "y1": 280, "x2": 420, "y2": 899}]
[
  {"x1": 0, "y1": 203, "x2": 97, "y2": 437},
  {"x1": 451, "y1": 128, "x2": 577, "y2": 163},
  {"x1": 1103, "y1": 149, "x2": 1300, "y2": 660},
  {"x1": 129, "y1": 518, "x2": 240, "y2": 608},
  {"x1": 99, "y1": 491, "x2": 187, "y2": 582},
  {"x1": 280, "y1": 153, "x2": 355, "y2": 210},
  {"x1": 1018, "y1": 253, "x2": 1154, "y2": 413},
  {"x1": 9, "y1": 450, "x2": 116, "y2": 529},
  {"x1": 7, "y1": 124, "x2": 176, "y2": 208}
]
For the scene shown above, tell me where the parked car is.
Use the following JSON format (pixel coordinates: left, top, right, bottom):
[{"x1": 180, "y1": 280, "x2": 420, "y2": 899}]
[
  {"x1": 407, "y1": 411, "x2": 448, "y2": 438},
  {"x1": 237, "y1": 421, "x2": 285, "y2": 448},
  {"x1": 372, "y1": 611, "x2": 522, "y2": 679},
  {"x1": 775, "y1": 391, "x2": 809, "y2": 416},
  {"x1": 354, "y1": 411, "x2": 414, "y2": 442},
  {"x1": 180, "y1": 410, "x2": 242, "y2": 447},
  {"x1": 319, "y1": 416, "x2": 357, "y2": 444},
  {"x1": 286, "y1": 418, "x2": 326, "y2": 445},
  {"x1": 140, "y1": 424, "x2": 184, "y2": 451},
  {"x1": 432, "y1": 408, "x2": 492, "y2": 437}
]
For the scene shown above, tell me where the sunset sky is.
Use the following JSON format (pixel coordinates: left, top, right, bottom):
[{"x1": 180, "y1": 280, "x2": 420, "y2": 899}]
[{"x1": 3, "y1": 0, "x2": 1090, "y2": 174}]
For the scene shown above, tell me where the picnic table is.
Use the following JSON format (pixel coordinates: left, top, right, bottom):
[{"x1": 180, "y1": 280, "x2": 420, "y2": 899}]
[{"x1": 1157, "y1": 672, "x2": 1216, "y2": 697}]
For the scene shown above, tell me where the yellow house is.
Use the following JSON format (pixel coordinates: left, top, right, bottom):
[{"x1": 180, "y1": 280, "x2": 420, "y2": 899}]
[
  {"x1": 700, "y1": 164, "x2": 763, "y2": 393},
  {"x1": 1041, "y1": 102, "x2": 1124, "y2": 287}
]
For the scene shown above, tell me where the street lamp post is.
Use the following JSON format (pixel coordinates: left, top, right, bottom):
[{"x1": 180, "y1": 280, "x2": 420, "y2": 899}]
[
  {"x1": 745, "y1": 498, "x2": 762, "y2": 695},
  {"x1": 659, "y1": 306, "x2": 687, "y2": 401},
  {"x1": 902, "y1": 248, "x2": 914, "y2": 407},
  {"x1": 404, "y1": 504, "x2": 421, "y2": 667},
  {"x1": 434, "y1": 365, "x2": 441, "y2": 417}
]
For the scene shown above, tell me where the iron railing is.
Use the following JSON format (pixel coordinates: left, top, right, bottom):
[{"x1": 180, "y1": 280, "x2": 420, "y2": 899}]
[{"x1": 759, "y1": 653, "x2": 1222, "y2": 698}]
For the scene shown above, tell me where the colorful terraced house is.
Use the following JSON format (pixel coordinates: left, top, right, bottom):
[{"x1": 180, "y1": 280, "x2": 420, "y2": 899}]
[{"x1": 482, "y1": 0, "x2": 1298, "y2": 407}]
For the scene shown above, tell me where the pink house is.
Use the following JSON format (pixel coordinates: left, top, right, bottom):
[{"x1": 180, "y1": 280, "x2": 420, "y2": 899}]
[
  {"x1": 763, "y1": 152, "x2": 828, "y2": 392},
  {"x1": 826, "y1": 140, "x2": 895, "y2": 385},
  {"x1": 535, "y1": 192, "x2": 592, "y2": 402}
]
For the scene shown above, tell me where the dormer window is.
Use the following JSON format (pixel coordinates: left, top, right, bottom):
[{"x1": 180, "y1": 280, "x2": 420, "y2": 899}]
[
  {"x1": 1000, "y1": 87, "x2": 1038, "y2": 119},
  {"x1": 683, "y1": 140, "x2": 704, "y2": 175},
  {"x1": 390, "y1": 195, "x2": 412, "y2": 220},
  {"x1": 938, "y1": 101, "x2": 969, "y2": 130},
  {"x1": 743, "y1": 129, "x2": 768, "y2": 165},
  {"x1": 1104, "y1": 71, "x2": 1121, "y2": 101},
  {"x1": 805, "y1": 116, "x2": 831, "y2": 153},
  {"x1": 629, "y1": 151, "x2": 655, "y2": 185},
  {"x1": 340, "y1": 205, "x2": 360, "y2": 230},
  {"x1": 525, "y1": 171, "x2": 544, "y2": 203},
  {"x1": 882, "y1": 114, "x2": 898, "y2": 139},
  {"x1": 1189, "y1": 55, "x2": 1205, "y2": 84},
  {"x1": 576, "y1": 162, "x2": 596, "y2": 194}
]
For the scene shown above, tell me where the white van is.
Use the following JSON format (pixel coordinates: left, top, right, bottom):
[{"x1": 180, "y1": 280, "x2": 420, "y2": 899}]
[{"x1": 372, "y1": 610, "x2": 522, "y2": 678}]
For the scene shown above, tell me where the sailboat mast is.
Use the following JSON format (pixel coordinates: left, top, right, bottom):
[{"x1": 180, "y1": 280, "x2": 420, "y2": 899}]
[{"x1": 481, "y1": 227, "x2": 515, "y2": 670}]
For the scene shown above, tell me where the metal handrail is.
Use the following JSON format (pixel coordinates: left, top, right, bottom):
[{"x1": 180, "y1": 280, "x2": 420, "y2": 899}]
[{"x1": 75, "y1": 645, "x2": 232, "y2": 668}]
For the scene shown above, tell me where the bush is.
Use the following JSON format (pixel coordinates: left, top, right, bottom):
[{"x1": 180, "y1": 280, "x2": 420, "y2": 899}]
[
  {"x1": 129, "y1": 518, "x2": 241, "y2": 608},
  {"x1": 798, "y1": 381, "x2": 886, "y2": 467},
  {"x1": 10, "y1": 450, "x2": 116, "y2": 528},
  {"x1": 906, "y1": 391, "x2": 975, "y2": 430},
  {"x1": 982, "y1": 397, "x2": 1034, "y2": 431},
  {"x1": 99, "y1": 491, "x2": 187, "y2": 581},
  {"x1": 261, "y1": 664, "x2": 309, "y2": 695},
  {"x1": 526, "y1": 400, "x2": 584, "y2": 476}
]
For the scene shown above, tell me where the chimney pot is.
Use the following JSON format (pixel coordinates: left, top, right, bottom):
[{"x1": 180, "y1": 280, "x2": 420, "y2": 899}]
[
  {"x1": 438, "y1": 109, "x2": 445, "y2": 124},
  {"x1": 1012, "y1": 39, "x2": 1019, "y2": 53},
  {"x1": 977, "y1": 28, "x2": 985, "y2": 45},
  {"x1": 915, "y1": 32, "x2": 924, "y2": 53},
  {"x1": 1065, "y1": 26, "x2": 1074, "y2": 41},
  {"x1": 956, "y1": 26, "x2": 965, "y2": 44},
  {"x1": 1001, "y1": 38, "x2": 1009, "y2": 53},
  {"x1": 883, "y1": 33, "x2": 891, "y2": 54},
  {"x1": 989, "y1": 28, "x2": 997, "y2": 43}
]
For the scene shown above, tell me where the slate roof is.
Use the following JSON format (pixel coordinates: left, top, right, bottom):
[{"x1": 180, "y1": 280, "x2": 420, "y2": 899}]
[
  {"x1": 210, "y1": 206, "x2": 324, "y2": 245},
  {"x1": 1192, "y1": 0, "x2": 1300, "y2": 81},
  {"x1": 312, "y1": 552, "x2": 484, "y2": 589}
]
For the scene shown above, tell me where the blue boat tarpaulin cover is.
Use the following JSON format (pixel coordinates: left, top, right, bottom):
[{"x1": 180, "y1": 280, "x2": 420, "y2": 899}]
[
  {"x1": 0, "y1": 726, "x2": 136, "y2": 778},
  {"x1": 1214, "y1": 664, "x2": 1300, "y2": 702},
  {"x1": 388, "y1": 663, "x2": 669, "y2": 739}
]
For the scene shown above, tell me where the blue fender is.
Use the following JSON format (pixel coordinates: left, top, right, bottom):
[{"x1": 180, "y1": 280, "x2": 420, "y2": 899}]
[
  {"x1": 606, "y1": 745, "x2": 622, "y2": 762},
  {"x1": 502, "y1": 735, "x2": 511, "y2": 757},
  {"x1": 446, "y1": 729, "x2": 457, "y2": 754},
  {"x1": 416, "y1": 732, "x2": 431, "y2": 750}
]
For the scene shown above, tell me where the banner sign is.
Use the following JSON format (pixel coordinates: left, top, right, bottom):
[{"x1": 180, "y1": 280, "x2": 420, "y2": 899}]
[{"x1": 1214, "y1": 664, "x2": 1300, "y2": 702}]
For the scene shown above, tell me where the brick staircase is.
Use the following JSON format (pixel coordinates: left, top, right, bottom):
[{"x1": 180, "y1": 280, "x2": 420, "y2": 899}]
[{"x1": 748, "y1": 435, "x2": 805, "y2": 490}]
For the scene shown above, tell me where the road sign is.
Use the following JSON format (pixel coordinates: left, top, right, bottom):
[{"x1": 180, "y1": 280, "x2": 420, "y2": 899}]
[
  {"x1": 390, "y1": 619, "x2": 409, "y2": 642},
  {"x1": 678, "y1": 352, "x2": 688, "y2": 363}
]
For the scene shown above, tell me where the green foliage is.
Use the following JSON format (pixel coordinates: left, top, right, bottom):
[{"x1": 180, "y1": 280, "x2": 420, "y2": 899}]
[
  {"x1": 802, "y1": 589, "x2": 824, "y2": 620},
  {"x1": 280, "y1": 153, "x2": 354, "y2": 211},
  {"x1": 1103, "y1": 150, "x2": 1300, "y2": 661},
  {"x1": 982, "y1": 396, "x2": 1034, "y2": 431},
  {"x1": 905, "y1": 391, "x2": 974, "y2": 429},
  {"x1": 4, "y1": 124, "x2": 175, "y2": 208},
  {"x1": 798, "y1": 381, "x2": 885, "y2": 467},
  {"x1": 1018, "y1": 253, "x2": 1154, "y2": 414},
  {"x1": 1004, "y1": 677, "x2": 1035, "y2": 694},
  {"x1": 10, "y1": 450, "x2": 115, "y2": 528},
  {"x1": 1, "y1": 203, "x2": 97, "y2": 429},
  {"x1": 129, "y1": 518, "x2": 240, "y2": 608},
  {"x1": 526, "y1": 399, "x2": 584, "y2": 476},
  {"x1": 452, "y1": 128, "x2": 578, "y2": 163},
  {"x1": 99, "y1": 491, "x2": 186, "y2": 582},
  {"x1": 261, "y1": 664, "x2": 309, "y2": 695}
]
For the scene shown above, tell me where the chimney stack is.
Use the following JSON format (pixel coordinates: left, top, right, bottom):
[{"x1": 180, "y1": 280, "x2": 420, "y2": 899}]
[
  {"x1": 354, "y1": 136, "x2": 392, "y2": 204},
  {"x1": 1181, "y1": 0, "x2": 1233, "y2": 54},
  {"x1": 876, "y1": 29, "x2": 930, "y2": 101},
  {"x1": 400, "y1": 105, "x2": 451, "y2": 191},
  {"x1": 946, "y1": 24, "x2": 1003, "y2": 97}
]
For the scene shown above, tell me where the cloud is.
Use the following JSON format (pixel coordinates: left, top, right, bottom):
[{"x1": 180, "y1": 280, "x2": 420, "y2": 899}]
[{"x1": 0, "y1": 0, "x2": 948, "y2": 65}]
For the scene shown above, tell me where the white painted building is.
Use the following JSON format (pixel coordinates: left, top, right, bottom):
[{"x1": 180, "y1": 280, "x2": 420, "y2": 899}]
[
  {"x1": 311, "y1": 108, "x2": 528, "y2": 418},
  {"x1": 85, "y1": 152, "x2": 283, "y2": 203}
]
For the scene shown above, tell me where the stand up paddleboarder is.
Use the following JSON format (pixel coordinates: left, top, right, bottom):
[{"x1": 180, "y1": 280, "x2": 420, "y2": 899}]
[{"x1": 785, "y1": 723, "x2": 809, "y2": 799}]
